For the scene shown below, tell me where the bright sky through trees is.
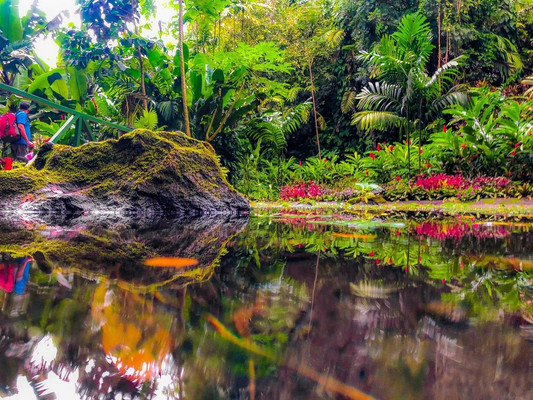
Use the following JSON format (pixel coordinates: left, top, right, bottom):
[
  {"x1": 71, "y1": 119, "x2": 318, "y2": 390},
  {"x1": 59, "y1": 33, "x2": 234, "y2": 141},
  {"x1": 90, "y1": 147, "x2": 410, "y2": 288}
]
[{"x1": 18, "y1": 0, "x2": 175, "y2": 67}]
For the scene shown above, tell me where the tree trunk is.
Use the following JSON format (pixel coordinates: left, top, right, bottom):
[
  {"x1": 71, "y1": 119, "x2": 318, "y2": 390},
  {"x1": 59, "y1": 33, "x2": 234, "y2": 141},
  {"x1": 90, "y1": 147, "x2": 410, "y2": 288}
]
[
  {"x1": 308, "y1": 58, "x2": 321, "y2": 160},
  {"x1": 179, "y1": 0, "x2": 191, "y2": 137},
  {"x1": 131, "y1": 0, "x2": 147, "y2": 111},
  {"x1": 437, "y1": 1, "x2": 442, "y2": 69}
]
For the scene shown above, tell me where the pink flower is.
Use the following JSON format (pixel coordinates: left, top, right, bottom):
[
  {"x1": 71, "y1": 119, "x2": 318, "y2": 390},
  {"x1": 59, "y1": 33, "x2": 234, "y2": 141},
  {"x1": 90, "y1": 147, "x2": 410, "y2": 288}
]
[
  {"x1": 419, "y1": 148, "x2": 423, "y2": 154},
  {"x1": 323, "y1": 158, "x2": 327, "y2": 163},
  {"x1": 298, "y1": 161, "x2": 302, "y2": 166}
]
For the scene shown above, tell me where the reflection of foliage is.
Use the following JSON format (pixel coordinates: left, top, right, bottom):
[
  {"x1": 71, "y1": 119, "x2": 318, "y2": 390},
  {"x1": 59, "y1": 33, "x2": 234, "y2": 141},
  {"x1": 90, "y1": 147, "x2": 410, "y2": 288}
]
[{"x1": 92, "y1": 282, "x2": 174, "y2": 383}]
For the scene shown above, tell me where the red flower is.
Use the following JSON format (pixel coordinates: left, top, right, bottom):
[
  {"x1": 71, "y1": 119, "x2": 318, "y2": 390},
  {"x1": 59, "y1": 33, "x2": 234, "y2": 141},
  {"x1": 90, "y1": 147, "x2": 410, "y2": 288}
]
[
  {"x1": 369, "y1": 251, "x2": 375, "y2": 257},
  {"x1": 298, "y1": 161, "x2": 302, "y2": 166},
  {"x1": 389, "y1": 145, "x2": 394, "y2": 151},
  {"x1": 461, "y1": 143, "x2": 466, "y2": 149},
  {"x1": 510, "y1": 151, "x2": 516, "y2": 156},
  {"x1": 324, "y1": 158, "x2": 327, "y2": 163},
  {"x1": 419, "y1": 148, "x2": 423, "y2": 154},
  {"x1": 369, "y1": 152, "x2": 376, "y2": 160},
  {"x1": 377, "y1": 144, "x2": 381, "y2": 152},
  {"x1": 395, "y1": 231, "x2": 400, "y2": 236},
  {"x1": 514, "y1": 143, "x2": 520, "y2": 148},
  {"x1": 443, "y1": 124, "x2": 447, "y2": 133},
  {"x1": 365, "y1": 170, "x2": 369, "y2": 176},
  {"x1": 425, "y1": 163, "x2": 431, "y2": 168},
  {"x1": 396, "y1": 175, "x2": 401, "y2": 181}
]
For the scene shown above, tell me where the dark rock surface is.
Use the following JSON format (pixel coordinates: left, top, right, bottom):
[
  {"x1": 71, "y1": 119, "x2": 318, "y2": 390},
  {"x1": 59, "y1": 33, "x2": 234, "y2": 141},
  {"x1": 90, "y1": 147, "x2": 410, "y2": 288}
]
[{"x1": 0, "y1": 129, "x2": 250, "y2": 220}]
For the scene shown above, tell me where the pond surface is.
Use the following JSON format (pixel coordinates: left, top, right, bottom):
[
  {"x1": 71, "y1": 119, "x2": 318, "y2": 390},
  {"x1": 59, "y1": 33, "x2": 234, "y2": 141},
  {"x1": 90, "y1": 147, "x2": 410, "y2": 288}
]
[{"x1": 0, "y1": 212, "x2": 532, "y2": 400}]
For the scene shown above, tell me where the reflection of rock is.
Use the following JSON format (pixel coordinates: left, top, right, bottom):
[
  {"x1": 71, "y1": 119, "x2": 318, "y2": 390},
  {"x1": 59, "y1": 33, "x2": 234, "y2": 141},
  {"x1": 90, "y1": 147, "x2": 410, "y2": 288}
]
[
  {"x1": 0, "y1": 215, "x2": 248, "y2": 288},
  {"x1": 0, "y1": 129, "x2": 249, "y2": 220}
]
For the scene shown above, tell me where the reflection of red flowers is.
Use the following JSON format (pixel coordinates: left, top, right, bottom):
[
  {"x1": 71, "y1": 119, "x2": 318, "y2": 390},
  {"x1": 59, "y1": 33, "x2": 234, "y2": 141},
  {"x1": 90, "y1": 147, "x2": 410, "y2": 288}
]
[
  {"x1": 414, "y1": 221, "x2": 510, "y2": 240},
  {"x1": 369, "y1": 152, "x2": 376, "y2": 160}
]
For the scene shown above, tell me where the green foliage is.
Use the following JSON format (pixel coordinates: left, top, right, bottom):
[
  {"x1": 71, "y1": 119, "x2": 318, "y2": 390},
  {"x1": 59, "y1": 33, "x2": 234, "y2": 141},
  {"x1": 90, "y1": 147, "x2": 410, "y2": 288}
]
[
  {"x1": 349, "y1": 14, "x2": 466, "y2": 147},
  {"x1": 133, "y1": 109, "x2": 160, "y2": 130},
  {"x1": 434, "y1": 86, "x2": 533, "y2": 179}
]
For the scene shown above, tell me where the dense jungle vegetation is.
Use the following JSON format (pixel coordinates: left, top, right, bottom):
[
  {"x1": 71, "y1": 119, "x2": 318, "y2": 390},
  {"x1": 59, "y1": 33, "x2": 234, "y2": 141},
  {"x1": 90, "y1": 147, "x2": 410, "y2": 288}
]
[{"x1": 1, "y1": 0, "x2": 533, "y2": 202}]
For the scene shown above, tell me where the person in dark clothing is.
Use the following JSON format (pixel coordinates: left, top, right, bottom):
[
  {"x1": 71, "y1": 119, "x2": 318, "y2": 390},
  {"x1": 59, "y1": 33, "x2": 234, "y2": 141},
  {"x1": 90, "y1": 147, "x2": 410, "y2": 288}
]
[{"x1": 11, "y1": 101, "x2": 34, "y2": 162}]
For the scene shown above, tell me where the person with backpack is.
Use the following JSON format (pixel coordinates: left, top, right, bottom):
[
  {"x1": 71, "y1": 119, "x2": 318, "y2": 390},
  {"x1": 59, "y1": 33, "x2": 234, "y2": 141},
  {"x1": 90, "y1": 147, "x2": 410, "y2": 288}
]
[{"x1": 11, "y1": 101, "x2": 34, "y2": 162}]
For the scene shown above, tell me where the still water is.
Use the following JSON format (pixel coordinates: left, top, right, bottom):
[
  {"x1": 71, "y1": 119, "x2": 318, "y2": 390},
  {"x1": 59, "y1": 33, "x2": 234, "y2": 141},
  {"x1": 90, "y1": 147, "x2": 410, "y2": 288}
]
[{"x1": 0, "y1": 212, "x2": 532, "y2": 400}]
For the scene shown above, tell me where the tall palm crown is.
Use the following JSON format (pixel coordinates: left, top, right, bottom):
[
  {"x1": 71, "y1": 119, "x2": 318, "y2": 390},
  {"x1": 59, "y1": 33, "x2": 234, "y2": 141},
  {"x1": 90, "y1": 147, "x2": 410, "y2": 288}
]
[{"x1": 350, "y1": 14, "x2": 466, "y2": 135}]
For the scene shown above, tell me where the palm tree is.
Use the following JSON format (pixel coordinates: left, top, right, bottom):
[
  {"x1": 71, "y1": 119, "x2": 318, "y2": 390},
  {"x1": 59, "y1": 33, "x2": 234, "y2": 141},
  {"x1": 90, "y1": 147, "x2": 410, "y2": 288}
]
[{"x1": 347, "y1": 14, "x2": 467, "y2": 176}]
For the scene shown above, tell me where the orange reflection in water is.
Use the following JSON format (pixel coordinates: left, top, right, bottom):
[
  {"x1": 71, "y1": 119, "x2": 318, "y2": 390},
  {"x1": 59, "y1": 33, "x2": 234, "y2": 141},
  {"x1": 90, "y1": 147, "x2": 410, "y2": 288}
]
[
  {"x1": 144, "y1": 257, "x2": 199, "y2": 268},
  {"x1": 91, "y1": 282, "x2": 173, "y2": 383}
]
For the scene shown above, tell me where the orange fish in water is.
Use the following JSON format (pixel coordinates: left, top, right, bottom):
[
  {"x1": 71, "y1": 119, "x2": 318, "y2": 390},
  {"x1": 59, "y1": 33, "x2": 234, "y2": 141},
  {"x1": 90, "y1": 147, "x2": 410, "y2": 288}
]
[
  {"x1": 332, "y1": 233, "x2": 377, "y2": 240},
  {"x1": 144, "y1": 257, "x2": 199, "y2": 268}
]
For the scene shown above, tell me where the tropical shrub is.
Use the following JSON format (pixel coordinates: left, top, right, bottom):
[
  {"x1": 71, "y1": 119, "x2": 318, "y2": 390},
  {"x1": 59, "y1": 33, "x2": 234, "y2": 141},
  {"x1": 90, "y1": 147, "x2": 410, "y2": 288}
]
[
  {"x1": 382, "y1": 173, "x2": 528, "y2": 201},
  {"x1": 432, "y1": 87, "x2": 533, "y2": 179}
]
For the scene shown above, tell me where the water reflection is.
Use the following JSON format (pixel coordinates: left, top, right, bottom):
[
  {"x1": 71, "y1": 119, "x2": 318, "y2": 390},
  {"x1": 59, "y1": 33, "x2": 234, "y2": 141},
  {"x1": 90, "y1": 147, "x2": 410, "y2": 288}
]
[{"x1": 0, "y1": 215, "x2": 532, "y2": 399}]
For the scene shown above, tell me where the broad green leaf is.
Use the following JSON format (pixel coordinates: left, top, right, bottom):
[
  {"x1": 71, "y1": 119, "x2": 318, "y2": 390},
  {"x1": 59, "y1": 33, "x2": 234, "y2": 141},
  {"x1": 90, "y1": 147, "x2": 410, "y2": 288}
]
[
  {"x1": 0, "y1": 0, "x2": 23, "y2": 42},
  {"x1": 68, "y1": 66, "x2": 88, "y2": 102}
]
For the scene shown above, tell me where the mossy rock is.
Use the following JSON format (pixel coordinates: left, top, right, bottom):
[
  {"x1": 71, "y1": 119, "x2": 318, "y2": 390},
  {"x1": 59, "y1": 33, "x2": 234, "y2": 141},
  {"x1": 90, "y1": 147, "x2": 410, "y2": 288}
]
[{"x1": 0, "y1": 129, "x2": 249, "y2": 218}]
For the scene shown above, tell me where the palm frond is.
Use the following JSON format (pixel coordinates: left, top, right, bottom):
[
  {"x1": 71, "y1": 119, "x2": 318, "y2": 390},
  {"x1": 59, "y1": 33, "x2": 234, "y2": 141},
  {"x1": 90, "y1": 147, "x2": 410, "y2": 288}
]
[
  {"x1": 133, "y1": 109, "x2": 159, "y2": 130},
  {"x1": 282, "y1": 101, "x2": 311, "y2": 134},
  {"x1": 248, "y1": 121, "x2": 286, "y2": 151},
  {"x1": 356, "y1": 82, "x2": 402, "y2": 111},
  {"x1": 426, "y1": 57, "x2": 463, "y2": 88},
  {"x1": 522, "y1": 75, "x2": 533, "y2": 98},
  {"x1": 341, "y1": 91, "x2": 356, "y2": 114},
  {"x1": 431, "y1": 91, "x2": 468, "y2": 113},
  {"x1": 351, "y1": 110, "x2": 406, "y2": 131}
]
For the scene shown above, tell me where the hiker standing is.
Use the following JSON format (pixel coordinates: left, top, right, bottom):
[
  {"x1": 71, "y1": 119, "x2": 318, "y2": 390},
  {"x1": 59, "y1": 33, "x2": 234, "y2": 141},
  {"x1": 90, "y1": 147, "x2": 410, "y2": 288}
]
[{"x1": 12, "y1": 102, "x2": 34, "y2": 162}]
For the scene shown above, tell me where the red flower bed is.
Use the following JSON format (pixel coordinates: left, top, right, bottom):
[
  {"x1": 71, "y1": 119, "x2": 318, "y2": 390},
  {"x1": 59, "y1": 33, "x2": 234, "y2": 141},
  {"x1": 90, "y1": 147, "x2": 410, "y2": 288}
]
[{"x1": 280, "y1": 181, "x2": 322, "y2": 201}]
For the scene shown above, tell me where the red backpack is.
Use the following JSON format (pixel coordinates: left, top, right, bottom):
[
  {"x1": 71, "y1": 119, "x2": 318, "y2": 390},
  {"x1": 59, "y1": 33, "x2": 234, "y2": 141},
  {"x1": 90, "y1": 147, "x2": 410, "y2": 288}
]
[{"x1": 0, "y1": 113, "x2": 21, "y2": 143}]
